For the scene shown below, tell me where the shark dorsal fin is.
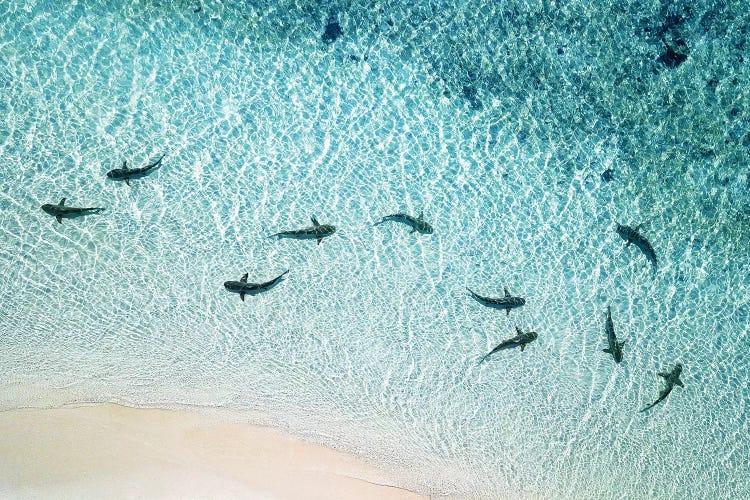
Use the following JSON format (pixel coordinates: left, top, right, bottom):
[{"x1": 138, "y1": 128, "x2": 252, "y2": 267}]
[
  {"x1": 311, "y1": 216, "x2": 320, "y2": 227},
  {"x1": 59, "y1": 198, "x2": 66, "y2": 206},
  {"x1": 240, "y1": 273, "x2": 248, "y2": 283},
  {"x1": 504, "y1": 287, "x2": 510, "y2": 297},
  {"x1": 418, "y1": 211, "x2": 424, "y2": 221}
]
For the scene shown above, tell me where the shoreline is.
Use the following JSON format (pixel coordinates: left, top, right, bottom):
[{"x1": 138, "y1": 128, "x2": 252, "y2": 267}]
[{"x1": 0, "y1": 403, "x2": 426, "y2": 499}]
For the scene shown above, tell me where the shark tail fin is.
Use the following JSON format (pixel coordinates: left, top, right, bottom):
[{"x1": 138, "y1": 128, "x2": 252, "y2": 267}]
[{"x1": 152, "y1": 153, "x2": 166, "y2": 168}]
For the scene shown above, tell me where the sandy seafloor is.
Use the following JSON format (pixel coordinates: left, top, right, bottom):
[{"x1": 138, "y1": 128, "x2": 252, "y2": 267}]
[{"x1": 0, "y1": 0, "x2": 749, "y2": 498}]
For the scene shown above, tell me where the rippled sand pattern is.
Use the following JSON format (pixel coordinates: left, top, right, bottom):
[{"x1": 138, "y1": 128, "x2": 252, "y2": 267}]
[{"x1": 1, "y1": 0, "x2": 749, "y2": 498}]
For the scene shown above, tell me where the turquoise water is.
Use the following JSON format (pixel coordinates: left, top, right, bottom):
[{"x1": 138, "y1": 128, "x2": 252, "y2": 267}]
[{"x1": 1, "y1": 0, "x2": 749, "y2": 497}]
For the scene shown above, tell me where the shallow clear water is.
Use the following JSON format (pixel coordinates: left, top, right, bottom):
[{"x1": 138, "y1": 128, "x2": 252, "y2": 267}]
[{"x1": 1, "y1": 0, "x2": 749, "y2": 497}]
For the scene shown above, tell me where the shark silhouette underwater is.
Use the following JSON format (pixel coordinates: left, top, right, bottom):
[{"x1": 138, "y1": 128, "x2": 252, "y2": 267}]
[{"x1": 41, "y1": 198, "x2": 105, "y2": 224}]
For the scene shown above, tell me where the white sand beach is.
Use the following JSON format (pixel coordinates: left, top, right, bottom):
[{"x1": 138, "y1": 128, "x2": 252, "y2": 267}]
[{"x1": 0, "y1": 404, "x2": 425, "y2": 499}]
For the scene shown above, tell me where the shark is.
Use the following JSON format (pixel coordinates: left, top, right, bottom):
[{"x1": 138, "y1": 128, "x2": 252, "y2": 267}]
[
  {"x1": 640, "y1": 363, "x2": 684, "y2": 412},
  {"x1": 467, "y1": 287, "x2": 526, "y2": 315},
  {"x1": 616, "y1": 223, "x2": 658, "y2": 275},
  {"x1": 602, "y1": 305, "x2": 625, "y2": 363},
  {"x1": 106, "y1": 154, "x2": 165, "y2": 186},
  {"x1": 41, "y1": 198, "x2": 105, "y2": 224},
  {"x1": 224, "y1": 270, "x2": 289, "y2": 301},
  {"x1": 479, "y1": 327, "x2": 538, "y2": 363},
  {"x1": 268, "y1": 216, "x2": 336, "y2": 245},
  {"x1": 374, "y1": 211, "x2": 433, "y2": 234}
]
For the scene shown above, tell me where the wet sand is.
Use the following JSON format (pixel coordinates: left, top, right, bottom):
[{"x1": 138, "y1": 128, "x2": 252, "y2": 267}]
[{"x1": 0, "y1": 403, "x2": 425, "y2": 499}]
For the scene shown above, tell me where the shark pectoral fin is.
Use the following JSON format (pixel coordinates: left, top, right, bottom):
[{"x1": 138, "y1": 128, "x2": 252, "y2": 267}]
[
  {"x1": 618, "y1": 341, "x2": 626, "y2": 349},
  {"x1": 125, "y1": 178, "x2": 130, "y2": 186},
  {"x1": 240, "y1": 292, "x2": 246, "y2": 302},
  {"x1": 520, "y1": 344, "x2": 526, "y2": 352},
  {"x1": 603, "y1": 348, "x2": 612, "y2": 354},
  {"x1": 410, "y1": 228, "x2": 417, "y2": 234},
  {"x1": 515, "y1": 327, "x2": 522, "y2": 335},
  {"x1": 658, "y1": 372, "x2": 670, "y2": 379},
  {"x1": 504, "y1": 287, "x2": 510, "y2": 297},
  {"x1": 59, "y1": 198, "x2": 66, "y2": 206},
  {"x1": 317, "y1": 237, "x2": 323, "y2": 245},
  {"x1": 240, "y1": 273, "x2": 248, "y2": 283},
  {"x1": 56, "y1": 215, "x2": 62, "y2": 224},
  {"x1": 311, "y1": 216, "x2": 320, "y2": 227},
  {"x1": 676, "y1": 378, "x2": 684, "y2": 388},
  {"x1": 418, "y1": 211, "x2": 424, "y2": 221},
  {"x1": 506, "y1": 308, "x2": 511, "y2": 316}
]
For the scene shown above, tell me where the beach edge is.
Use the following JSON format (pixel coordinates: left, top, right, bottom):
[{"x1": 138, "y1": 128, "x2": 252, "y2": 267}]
[{"x1": 0, "y1": 403, "x2": 426, "y2": 499}]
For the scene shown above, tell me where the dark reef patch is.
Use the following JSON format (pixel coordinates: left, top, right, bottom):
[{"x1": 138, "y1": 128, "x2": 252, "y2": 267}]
[
  {"x1": 322, "y1": 17, "x2": 343, "y2": 44},
  {"x1": 462, "y1": 85, "x2": 482, "y2": 110},
  {"x1": 658, "y1": 39, "x2": 688, "y2": 68}
]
